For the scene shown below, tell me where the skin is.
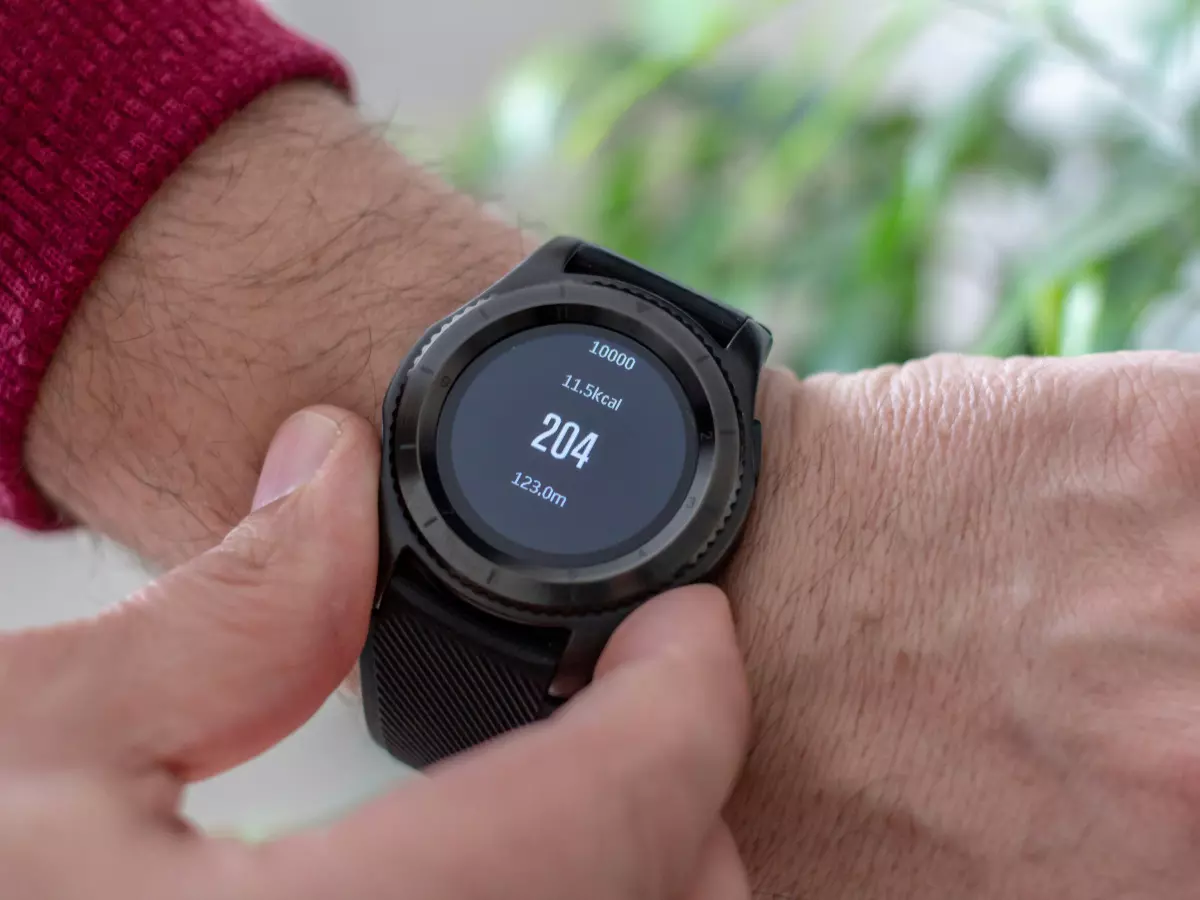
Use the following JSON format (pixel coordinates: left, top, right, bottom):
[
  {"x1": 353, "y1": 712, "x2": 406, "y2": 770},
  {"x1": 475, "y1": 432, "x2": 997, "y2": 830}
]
[
  {"x1": 2, "y1": 405, "x2": 751, "y2": 899},
  {"x1": 17, "y1": 83, "x2": 1200, "y2": 896}
]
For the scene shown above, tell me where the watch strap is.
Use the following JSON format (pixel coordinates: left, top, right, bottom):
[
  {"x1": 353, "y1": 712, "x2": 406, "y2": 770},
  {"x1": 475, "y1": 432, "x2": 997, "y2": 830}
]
[
  {"x1": 565, "y1": 242, "x2": 749, "y2": 347},
  {"x1": 362, "y1": 573, "x2": 567, "y2": 768}
]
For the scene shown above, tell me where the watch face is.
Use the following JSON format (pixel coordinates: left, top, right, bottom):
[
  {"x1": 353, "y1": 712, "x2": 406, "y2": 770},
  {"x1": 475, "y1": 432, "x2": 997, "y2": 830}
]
[{"x1": 435, "y1": 323, "x2": 698, "y2": 564}]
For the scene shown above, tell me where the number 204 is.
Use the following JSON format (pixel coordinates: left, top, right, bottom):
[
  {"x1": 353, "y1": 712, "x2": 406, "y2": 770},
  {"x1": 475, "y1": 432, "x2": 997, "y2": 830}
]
[{"x1": 531, "y1": 413, "x2": 597, "y2": 469}]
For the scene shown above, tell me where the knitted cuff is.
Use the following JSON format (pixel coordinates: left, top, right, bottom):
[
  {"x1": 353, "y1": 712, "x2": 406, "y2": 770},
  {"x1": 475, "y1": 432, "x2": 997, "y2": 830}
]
[{"x1": 0, "y1": 0, "x2": 350, "y2": 528}]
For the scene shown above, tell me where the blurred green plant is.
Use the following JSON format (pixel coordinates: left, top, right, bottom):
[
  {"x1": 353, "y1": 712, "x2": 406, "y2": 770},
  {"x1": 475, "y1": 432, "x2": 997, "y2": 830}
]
[{"x1": 444, "y1": 0, "x2": 1200, "y2": 373}]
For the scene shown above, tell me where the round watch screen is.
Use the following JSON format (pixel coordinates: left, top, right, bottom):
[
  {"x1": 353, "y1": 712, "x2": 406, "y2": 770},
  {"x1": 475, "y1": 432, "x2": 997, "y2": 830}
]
[{"x1": 435, "y1": 323, "x2": 698, "y2": 563}]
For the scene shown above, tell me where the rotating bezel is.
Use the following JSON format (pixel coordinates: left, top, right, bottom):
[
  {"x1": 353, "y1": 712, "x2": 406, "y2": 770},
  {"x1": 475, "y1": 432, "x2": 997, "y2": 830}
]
[{"x1": 389, "y1": 280, "x2": 743, "y2": 616}]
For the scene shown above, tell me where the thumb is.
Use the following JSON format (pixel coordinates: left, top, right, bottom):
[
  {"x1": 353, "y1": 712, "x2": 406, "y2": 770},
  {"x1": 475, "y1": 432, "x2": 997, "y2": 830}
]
[
  {"x1": 243, "y1": 586, "x2": 750, "y2": 900},
  {"x1": 85, "y1": 407, "x2": 379, "y2": 780}
]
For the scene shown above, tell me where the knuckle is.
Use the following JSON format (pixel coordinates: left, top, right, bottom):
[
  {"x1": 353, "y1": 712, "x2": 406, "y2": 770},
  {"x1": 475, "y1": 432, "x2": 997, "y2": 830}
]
[
  {"x1": 204, "y1": 518, "x2": 285, "y2": 592},
  {"x1": 188, "y1": 517, "x2": 361, "y2": 666}
]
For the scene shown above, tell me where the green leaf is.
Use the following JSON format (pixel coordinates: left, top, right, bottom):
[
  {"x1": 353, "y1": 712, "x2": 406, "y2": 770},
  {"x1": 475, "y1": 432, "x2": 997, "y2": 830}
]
[
  {"x1": 900, "y1": 43, "x2": 1035, "y2": 234},
  {"x1": 804, "y1": 286, "x2": 913, "y2": 373},
  {"x1": 979, "y1": 168, "x2": 1197, "y2": 358},
  {"x1": 1028, "y1": 280, "x2": 1064, "y2": 357},
  {"x1": 974, "y1": 288, "x2": 1036, "y2": 359},
  {"x1": 739, "y1": 0, "x2": 938, "y2": 222},
  {"x1": 1059, "y1": 275, "x2": 1105, "y2": 356},
  {"x1": 630, "y1": 0, "x2": 737, "y2": 58},
  {"x1": 588, "y1": 140, "x2": 657, "y2": 259},
  {"x1": 1016, "y1": 174, "x2": 1195, "y2": 299},
  {"x1": 564, "y1": 0, "x2": 791, "y2": 160},
  {"x1": 1092, "y1": 231, "x2": 1191, "y2": 351},
  {"x1": 1145, "y1": 0, "x2": 1200, "y2": 66}
]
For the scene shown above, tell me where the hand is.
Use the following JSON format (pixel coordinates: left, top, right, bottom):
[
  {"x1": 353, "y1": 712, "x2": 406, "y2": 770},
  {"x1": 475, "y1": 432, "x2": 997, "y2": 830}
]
[
  {"x1": 725, "y1": 353, "x2": 1200, "y2": 899},
  {"x1": 2, "y1": 406, "x2": 751, "y2": 900},
  {"x1": 27, "y1": 81, "x2": 1200, "y2": 898}
]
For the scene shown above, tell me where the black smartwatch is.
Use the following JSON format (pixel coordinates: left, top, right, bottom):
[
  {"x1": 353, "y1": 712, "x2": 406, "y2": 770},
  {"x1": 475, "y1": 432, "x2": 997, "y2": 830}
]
[{"x1": 361, "y1": 237, "x2": 771, "y2": 768}]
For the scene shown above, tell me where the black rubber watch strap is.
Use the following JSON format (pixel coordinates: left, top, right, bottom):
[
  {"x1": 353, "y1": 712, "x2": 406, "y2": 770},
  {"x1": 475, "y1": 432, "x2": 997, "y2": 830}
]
[
  {"x1": 362, "y1": 575, "x2": 566, "y2": 768},
  {"x1": 565, "y1": 242, "x2": 749, "y2": 347}
]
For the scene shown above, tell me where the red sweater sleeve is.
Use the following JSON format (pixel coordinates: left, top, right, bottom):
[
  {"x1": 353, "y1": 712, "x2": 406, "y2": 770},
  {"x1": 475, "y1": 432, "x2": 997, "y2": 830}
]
[{"x1": 0, "y1": 0, "x2": 349, "y2": 529}]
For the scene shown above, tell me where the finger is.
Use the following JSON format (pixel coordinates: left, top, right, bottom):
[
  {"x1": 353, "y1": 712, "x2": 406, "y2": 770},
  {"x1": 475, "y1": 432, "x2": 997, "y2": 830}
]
[
  {"x1": 681, "y1": 822, "x2": 752, "y2": 900},
  {"x1": 22, "y1": 407, "x2": 380, "y2": 780},
  {"x1": 244, "y1": 585, "x2": 751, "y2": 900}
]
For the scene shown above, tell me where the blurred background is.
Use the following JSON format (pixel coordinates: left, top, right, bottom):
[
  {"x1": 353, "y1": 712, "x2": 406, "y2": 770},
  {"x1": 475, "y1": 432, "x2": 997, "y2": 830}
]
[
  {"x1": 4, "y1": 0, "x2": 1200, "y2": 834},
  {"x1": 439, "y1": 0, "x2": 1200, "y2": 369}
]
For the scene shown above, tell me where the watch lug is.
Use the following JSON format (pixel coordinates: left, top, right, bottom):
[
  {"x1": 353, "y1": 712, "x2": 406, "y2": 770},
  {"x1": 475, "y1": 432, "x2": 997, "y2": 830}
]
[
  {"x1": 549, "y1": 613, "x2": 629, "y2": 699},
  {"x1": 375, "y1": 501, "x2": 414, "y2": 611},
  {"x1": 487, "y1": 236, "x2": 584, "y2": 296},
  {"x1": 721, "y1": 318, "x2": 774, "y2": 404}
]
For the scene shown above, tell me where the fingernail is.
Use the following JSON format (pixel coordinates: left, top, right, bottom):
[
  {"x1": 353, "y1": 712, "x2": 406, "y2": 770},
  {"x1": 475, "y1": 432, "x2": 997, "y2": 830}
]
[{"x1": 252, "y1": 410, "x2": 341, "y2": 512}]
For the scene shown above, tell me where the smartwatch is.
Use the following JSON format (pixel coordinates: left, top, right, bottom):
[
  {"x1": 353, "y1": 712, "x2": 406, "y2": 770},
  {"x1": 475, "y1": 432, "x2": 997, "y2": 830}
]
[{"x1": 361, "y1": 237, "x2": 772, "y2": 768}]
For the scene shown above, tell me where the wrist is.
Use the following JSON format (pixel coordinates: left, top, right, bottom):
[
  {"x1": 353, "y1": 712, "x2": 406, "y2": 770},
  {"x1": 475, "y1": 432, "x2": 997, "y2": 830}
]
[
  {"x1": 718, "y1": 364, "x2": 888, "y2": 891},
  {"x1": 26, "y1": 83, "x2": 530, "y2": 564},
  {"x1": 720, "y1": 365, "x2": 817, "y2": 606}
]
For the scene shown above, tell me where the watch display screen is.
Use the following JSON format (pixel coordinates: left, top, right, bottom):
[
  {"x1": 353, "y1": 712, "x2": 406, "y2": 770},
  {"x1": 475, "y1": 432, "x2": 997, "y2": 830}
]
[{"x1": 435, "y1": 324, "x2": 698, "y2": 562}]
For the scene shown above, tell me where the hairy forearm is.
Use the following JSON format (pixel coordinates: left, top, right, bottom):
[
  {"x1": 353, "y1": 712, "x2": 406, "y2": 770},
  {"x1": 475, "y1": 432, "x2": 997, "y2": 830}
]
[
  {"x1": 20, "y1": 77, "x2": 850, "y2": 897},
  {"x1": 26, "y1": 83, "x2": 532, "y2": 564}
]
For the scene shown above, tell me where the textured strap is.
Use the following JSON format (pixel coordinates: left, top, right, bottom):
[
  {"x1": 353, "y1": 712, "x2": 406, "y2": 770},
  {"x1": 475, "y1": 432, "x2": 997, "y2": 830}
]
[
  {"x1": 566, "y1": 242, "x2": 749, "y2": 347},
  {"x1": 363, "y1": 575, "x2": 566, "y2": 768}
]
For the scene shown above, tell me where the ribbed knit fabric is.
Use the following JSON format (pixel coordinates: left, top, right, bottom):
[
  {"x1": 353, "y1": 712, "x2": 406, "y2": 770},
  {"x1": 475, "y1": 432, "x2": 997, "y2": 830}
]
[{"x1": 0, "y1": 0, "x2": 349, "y2": 529}]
